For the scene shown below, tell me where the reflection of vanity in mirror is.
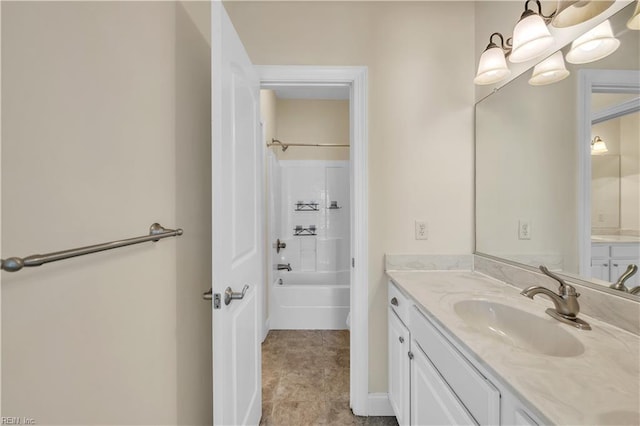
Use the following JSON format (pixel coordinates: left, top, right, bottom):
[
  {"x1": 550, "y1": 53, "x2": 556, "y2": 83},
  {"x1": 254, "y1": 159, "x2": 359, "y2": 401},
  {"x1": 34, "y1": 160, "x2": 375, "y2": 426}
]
[{"x1": 476, "y1": 2, "x2": 640, "y2": 299}]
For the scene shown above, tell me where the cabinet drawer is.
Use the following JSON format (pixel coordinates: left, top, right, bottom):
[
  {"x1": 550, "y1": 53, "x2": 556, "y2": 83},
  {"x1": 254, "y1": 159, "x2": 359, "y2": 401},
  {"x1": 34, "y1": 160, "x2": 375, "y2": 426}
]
[
  {"x1": 410, "y1": 307, "x2": 500, "y2": 426},
  {"x1": 610, "y1": 244, "x2": 640, "y2": 258},
  {"x1": 591, "y1": 245, "x2": 609, "y2": 258},
  {"x1": 388, "y1": 281, "x2": 410, "y2": 325}
]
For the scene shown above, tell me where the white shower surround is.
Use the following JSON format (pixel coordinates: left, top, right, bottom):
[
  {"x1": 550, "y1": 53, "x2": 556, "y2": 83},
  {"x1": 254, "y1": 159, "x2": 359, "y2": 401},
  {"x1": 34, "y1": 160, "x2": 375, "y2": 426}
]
[{"x1": 270, "y1": 160, "x2": 351, "y2": 329}]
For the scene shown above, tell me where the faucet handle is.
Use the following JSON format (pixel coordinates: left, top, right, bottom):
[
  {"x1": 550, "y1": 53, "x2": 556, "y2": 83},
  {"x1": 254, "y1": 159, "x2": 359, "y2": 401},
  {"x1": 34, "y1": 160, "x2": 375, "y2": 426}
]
[{"x1": 539, "y1": 265, "x2": 578, "y2": 297}]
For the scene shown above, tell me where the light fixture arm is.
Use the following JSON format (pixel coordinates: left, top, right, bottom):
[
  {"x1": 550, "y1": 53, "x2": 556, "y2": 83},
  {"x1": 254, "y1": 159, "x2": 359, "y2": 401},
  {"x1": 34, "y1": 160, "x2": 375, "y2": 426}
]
[
  {"x1": 486, "y1": 32, "x2": 513, "y2": 56},
  {"x1": 522, "y1": 0, "x2": 556, "y2": 23}
]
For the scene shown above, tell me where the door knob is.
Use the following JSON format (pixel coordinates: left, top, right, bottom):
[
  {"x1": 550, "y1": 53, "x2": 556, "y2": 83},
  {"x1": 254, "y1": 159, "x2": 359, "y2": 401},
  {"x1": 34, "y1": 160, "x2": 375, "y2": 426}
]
[{"x1": 225, "y1": 285, "x2": 249, "y2": 305}]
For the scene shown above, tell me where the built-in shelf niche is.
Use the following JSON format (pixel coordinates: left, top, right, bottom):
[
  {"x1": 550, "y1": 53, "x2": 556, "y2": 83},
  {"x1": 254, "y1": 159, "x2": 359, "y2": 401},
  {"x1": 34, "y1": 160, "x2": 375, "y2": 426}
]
[
  {"x1": 295, "y1": 202, "x2": 319, "y2": 212},
  {"x1": 294, "y1": 225, "x2": 317, "y2": 236}
]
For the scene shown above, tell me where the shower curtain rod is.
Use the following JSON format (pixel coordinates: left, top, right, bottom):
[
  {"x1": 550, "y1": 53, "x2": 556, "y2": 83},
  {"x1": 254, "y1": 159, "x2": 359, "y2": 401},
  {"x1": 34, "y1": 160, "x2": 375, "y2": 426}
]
[{"x1": 267, "y1": 138, "x2": 349, "y2": 152}]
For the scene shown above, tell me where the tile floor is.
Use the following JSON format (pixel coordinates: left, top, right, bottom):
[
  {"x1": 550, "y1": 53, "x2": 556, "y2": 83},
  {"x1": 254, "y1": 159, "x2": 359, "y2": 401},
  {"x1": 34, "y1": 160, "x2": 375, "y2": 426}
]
[{"x1": 261, "y1": 330, "x2": 398, "y2": 425}]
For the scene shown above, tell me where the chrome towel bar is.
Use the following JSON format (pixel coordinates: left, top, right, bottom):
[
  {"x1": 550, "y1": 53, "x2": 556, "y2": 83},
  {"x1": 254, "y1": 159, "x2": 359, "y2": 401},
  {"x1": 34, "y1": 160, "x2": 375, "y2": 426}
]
[{"x1": 1, "y1": 223, "x2": 183, "y2": 273}]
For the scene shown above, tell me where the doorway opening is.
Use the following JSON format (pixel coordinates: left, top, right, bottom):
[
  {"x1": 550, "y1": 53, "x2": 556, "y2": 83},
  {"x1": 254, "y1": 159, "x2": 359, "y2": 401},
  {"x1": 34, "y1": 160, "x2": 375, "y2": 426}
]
[{"x1": 257, "y1": 66, "x2": 369, "y2": 417}]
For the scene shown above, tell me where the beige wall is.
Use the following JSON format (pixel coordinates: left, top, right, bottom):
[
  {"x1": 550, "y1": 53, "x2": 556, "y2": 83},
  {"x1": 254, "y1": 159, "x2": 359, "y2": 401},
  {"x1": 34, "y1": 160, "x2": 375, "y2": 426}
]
[
  {"x1": 226, "y1": 1, "x2": 476, "y2": 392},
  {"x1": 2, "y1": 2, "x2": 211, "y2": 424},
  {"x1": 175, "y1": 2, "x2": 213, "y2": 425},
  {"x1": 274, "y1": 98, "x2": 349, "y2": 161},
  {"x1": 261, "y1": 89, "x2": 278, "y2": 148}
]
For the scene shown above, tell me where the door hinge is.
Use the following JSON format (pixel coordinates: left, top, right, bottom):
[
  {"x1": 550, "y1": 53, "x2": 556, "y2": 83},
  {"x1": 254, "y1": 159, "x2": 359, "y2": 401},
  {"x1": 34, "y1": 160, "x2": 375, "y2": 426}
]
[
  {"x1": 408, "y1": 351, "x2": 414, "y2": 360},
  {"x1": 213, "y1": 293, "x2": 221, "y2": 309},
  {"x1": 352, "y1": 258, "x2": 355, "y2": 268}
]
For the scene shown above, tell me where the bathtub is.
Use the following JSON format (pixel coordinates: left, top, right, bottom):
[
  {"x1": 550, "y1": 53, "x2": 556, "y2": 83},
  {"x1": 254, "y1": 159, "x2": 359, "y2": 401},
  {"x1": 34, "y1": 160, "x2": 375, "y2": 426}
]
[{"x1": 269, "y1": 270, "x2": 350, "y2": 330}]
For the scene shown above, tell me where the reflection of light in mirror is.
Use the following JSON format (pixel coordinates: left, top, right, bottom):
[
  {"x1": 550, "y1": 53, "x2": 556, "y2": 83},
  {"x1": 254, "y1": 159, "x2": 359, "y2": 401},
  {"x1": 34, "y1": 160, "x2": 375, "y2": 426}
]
[
  {"x1": 590, "y1": 135, "x2": 609, "y2": 155},
  {"x1": 566, "y1": 20, "x2": 620, "y2": 64},
  {"x1": 552, "y1": 0, "x2": 615, "y2": 29},
  {"x1": 628, "y1": 1, "x2": 640, "y2": 30},
  {"x1": 529, "y1": 51, "x2": 570, "y2": 85}
]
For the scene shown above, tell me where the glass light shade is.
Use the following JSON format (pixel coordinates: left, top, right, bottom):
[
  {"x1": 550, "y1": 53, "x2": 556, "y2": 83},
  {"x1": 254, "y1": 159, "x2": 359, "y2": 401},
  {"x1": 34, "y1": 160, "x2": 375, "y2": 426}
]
[
  {"x1": 628, "y1": 1, "x2": 640, "y2": 30},
  {"x1": 591, "y1": 136, "x2": 608, "y2": 155},
  {"x1": 552, "y1": 0, "x2": 615, "y2": 28},
  {"x1": 510, "y1": 13, "x2": 555, "y2": 63},
  {"x1": 474, "y1": 46, "x2": 511, "y2": 85},
  {"x1": 529, "y1": 51, "x2": 570, "y2": 85},
  {"x1": 566, "y1": 20, "x2": 620, "y2": 64}
]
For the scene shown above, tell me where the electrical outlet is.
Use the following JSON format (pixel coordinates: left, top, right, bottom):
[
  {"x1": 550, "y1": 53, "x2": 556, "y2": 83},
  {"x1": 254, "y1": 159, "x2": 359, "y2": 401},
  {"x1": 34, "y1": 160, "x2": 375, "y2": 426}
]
[
  {"x1": 415, "y1": 221, "x2": 428, "y2": 240},
  {"x1": 518, "y1": 220, "x2": 531, "y2": 240}
]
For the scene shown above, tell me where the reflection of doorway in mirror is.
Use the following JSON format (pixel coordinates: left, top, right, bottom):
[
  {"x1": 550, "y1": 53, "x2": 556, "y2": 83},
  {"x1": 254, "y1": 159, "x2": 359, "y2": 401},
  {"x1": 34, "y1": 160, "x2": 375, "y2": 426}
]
[
  {"x1": 589, "y1": 105, "x2": 640, "y2": 289},
  {"x1": 590, "y1": 111, "x2": 640, "y2": 239}
]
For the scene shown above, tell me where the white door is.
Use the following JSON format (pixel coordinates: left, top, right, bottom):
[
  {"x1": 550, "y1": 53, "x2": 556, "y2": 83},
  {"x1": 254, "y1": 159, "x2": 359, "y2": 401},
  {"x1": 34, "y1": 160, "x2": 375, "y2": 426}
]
[{"x1": 211, "y1": 2, "x2": 263, "y2": 425}]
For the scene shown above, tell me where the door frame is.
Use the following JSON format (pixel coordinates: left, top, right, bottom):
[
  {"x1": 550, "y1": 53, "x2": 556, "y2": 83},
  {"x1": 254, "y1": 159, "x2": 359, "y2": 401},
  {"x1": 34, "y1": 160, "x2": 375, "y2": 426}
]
[
  {"x1": 257, "y1": 65, "x2": 369, "y2": 416},
  {"x1": 577, "y1": 69, "x2": 640, "y2": 278}
]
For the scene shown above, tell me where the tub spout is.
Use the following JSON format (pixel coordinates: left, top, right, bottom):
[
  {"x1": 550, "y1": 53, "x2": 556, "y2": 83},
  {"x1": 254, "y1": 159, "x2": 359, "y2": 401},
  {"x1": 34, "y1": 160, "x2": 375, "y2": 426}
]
[{"x1": 277, "y1": 263, "x2": 292, "y2": 271}]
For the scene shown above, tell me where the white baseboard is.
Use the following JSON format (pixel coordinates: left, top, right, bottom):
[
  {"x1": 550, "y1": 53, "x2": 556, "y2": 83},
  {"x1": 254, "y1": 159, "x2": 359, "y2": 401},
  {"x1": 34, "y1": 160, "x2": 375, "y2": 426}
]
[
  {"x1": 262, "y1": 318, "x2": 270, "y2": 342},
  {"x1": 366, "y1": 393, "x2": 394, "y2": 416}
]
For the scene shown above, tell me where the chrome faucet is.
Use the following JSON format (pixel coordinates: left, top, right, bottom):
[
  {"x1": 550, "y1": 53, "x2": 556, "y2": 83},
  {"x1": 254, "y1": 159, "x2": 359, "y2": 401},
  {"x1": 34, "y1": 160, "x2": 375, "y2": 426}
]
[
  {"x1": 609, "y1": 264, "x2": 638, "y2": 293},
  {"x1": 521, "y1": 265, "x2": 591, "y2": 330},
  {"x1": 277, "y1": 263, "x2": 292, "y2": 271}
]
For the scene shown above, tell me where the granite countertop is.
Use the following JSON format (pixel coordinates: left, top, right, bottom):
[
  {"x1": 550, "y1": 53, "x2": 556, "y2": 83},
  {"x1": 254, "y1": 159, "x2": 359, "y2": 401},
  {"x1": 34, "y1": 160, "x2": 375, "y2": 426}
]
[
  {"x1": 386, "y1": 270, "x2": 640, "y2": 426},
  {"x1": 591, "y1": 235, "x2": 640, "y2": 243}
]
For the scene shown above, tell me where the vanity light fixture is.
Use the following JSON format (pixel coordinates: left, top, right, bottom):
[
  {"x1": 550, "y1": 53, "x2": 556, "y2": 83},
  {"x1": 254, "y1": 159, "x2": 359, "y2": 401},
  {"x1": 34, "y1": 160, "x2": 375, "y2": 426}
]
[
  {"x1": 566, "y1": 19, "x2": 620, "y2": 64},
  {"x1": 474, "y1": 33, "x2": 512, "y2": 85},
  {"x1": 528, "y1": 51, "x2": 570, "y2": 85},
  {"x1": 591, "y1": 136, "x2": 608, "y2": 155},
  {"x1": 628, "y1": 0, "x2": 640, "y2": 30},
  {"x1": 509, "y1": 0, "x2": 556, "y2": 63},
  {"x1": 551, "y1": 0, "x2": 615, "y2": 28}
]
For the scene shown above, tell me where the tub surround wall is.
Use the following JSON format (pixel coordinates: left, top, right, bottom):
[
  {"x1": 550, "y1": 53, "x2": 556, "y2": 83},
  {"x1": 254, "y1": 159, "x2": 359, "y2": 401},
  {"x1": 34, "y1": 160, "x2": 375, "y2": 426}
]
[
  {"x1": 278, "y1": 161, "x2": 350, "y2": 273},
  {"x1": 474, "y1": 255, "x2": 640, "y2": 335}
]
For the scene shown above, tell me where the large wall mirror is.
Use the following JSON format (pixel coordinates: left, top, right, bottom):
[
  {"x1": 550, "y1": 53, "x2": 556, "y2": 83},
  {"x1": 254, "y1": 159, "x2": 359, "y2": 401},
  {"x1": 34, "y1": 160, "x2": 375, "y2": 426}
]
[{"x1": 476, "y1": 2, "x2": 640, "y2": 300}]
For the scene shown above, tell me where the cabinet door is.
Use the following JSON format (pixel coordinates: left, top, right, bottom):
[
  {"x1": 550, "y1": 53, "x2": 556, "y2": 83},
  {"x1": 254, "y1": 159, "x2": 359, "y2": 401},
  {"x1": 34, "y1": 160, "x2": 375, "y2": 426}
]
[
  {"x1": 611, "y1": 260, "x2": 640, "y2": 288},
  {"x1": 410, "y1": 342, "x2": 476, "y2": 426},
  {"x1": 388, "y1": 308, "x2": 410, "y2": 426},
  {"x1": 591, "y1": 259, "x2": 610, "y2": 281}
]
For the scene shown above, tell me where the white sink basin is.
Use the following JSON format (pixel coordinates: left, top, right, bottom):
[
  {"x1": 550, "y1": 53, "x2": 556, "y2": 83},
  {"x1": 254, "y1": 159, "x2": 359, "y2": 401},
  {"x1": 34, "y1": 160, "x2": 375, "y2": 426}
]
[{"x1": 454, "y1": 300, "x2": 585, "y2": 357}]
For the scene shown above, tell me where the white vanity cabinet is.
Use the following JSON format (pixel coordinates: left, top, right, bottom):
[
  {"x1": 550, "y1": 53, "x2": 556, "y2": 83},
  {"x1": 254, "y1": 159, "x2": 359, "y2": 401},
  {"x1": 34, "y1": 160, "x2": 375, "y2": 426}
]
[
  {"x1": 388, "y1": 280, "x2": 545, "y2": 426},
  {"x1": 388, "y1": 283, "x2": 411, "y2": 425},
  {"x1": 410, "y1": 339, "x2": 477, "y2": 425},
  {"x1": 591, "y1": 242, "x2": 640, "y2": 287}
]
